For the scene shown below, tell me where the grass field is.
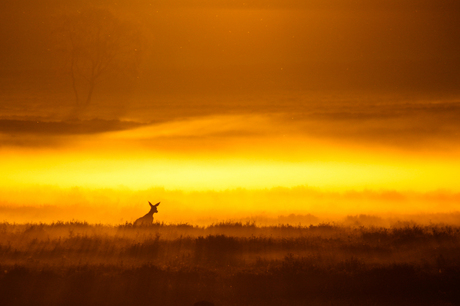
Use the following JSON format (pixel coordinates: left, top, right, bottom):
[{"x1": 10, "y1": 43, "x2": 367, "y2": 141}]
[{"x1": 1, "y1": 221, "x2": 459, "y2": 305}]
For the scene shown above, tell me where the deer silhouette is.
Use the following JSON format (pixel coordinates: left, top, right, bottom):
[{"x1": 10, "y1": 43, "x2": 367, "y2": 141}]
[{"x1": 134, "y1": 201, "x2": 160, "y2": 226}]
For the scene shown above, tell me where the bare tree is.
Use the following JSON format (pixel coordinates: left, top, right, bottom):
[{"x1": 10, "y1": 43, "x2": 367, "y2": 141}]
[{"x1": 56, "y1": 8, "x2": 143, "y2": 117}]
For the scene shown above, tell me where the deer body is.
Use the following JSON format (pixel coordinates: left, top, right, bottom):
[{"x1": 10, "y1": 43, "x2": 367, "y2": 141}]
[{"x1": 134, "y1": 202, "x2": 160, "y2": 226}]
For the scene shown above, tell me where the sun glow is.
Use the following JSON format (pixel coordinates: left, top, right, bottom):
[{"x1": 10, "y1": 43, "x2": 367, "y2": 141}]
[{"x1": 2, "y1": 114, "x2": 459, "y2": 194}]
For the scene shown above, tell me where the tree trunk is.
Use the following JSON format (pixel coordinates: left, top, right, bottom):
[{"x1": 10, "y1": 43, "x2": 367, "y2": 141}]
[
  {"x1": 70, "y1": 56, "x2": 79, "y2": 105},
  {"x1": 85, "y1": 80, "x2": 95, "y2": 107}
]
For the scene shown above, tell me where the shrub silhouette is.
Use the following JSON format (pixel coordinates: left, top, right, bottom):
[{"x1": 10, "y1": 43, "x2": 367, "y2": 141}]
[{"x1": 0, "y1": 222, "x2": 460, "y2": 305}]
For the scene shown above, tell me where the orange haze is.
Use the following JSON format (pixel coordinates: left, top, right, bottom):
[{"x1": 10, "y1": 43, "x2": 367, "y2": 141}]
[{"x1": 1, "y1": 1, "x2": 460, "y2": 223}]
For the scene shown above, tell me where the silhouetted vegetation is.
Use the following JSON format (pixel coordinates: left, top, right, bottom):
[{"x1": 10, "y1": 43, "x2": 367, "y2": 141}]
[
  {"x1": 55, "y1": 7, "x2": 144, "y2": 117},
  {"x1": 1, "y1": 221, "x2": 459, "y2": 305}
]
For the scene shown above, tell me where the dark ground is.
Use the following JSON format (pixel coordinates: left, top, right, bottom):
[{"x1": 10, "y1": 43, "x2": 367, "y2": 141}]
[{"x1": 0, "y1": 222, "x2": 459, "y2": 305}]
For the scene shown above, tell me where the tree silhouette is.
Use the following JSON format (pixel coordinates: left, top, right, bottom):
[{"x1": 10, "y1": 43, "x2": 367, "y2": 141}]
[{"x1": 57, "y1": 8, "x2": 142, "y2": 117}]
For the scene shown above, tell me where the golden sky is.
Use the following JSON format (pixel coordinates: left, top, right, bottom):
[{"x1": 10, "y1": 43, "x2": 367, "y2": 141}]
[{"x1": 0, "y1": 0, "x2": 459, "y2": 222}]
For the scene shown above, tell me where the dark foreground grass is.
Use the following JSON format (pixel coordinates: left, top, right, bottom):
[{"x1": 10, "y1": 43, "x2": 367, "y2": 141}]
[{"x1": 0, "y1": 222, "x2": 459, "y2": 305}]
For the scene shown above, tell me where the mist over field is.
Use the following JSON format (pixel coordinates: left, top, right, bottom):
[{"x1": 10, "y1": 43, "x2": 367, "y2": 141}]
[
  {"x1": 1, "y1": 186, "x2": 460, "y2": 225},
  {"x1": 1, "y1": 1, "x2": 460, "y2": 305}
]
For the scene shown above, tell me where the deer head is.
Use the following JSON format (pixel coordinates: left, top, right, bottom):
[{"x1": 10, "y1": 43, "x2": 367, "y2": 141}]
[{"x1": 149, "y1": 201, "x2": 160, "y2": 213}]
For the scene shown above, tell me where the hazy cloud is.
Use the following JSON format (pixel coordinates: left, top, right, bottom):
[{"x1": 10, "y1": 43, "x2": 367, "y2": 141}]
[
  {"x1": 2, "y1": 102, "x2": 460, "y2": 152},
  {"x1": 0, "y1": 119, "x2": 144, "y2": 135}
]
